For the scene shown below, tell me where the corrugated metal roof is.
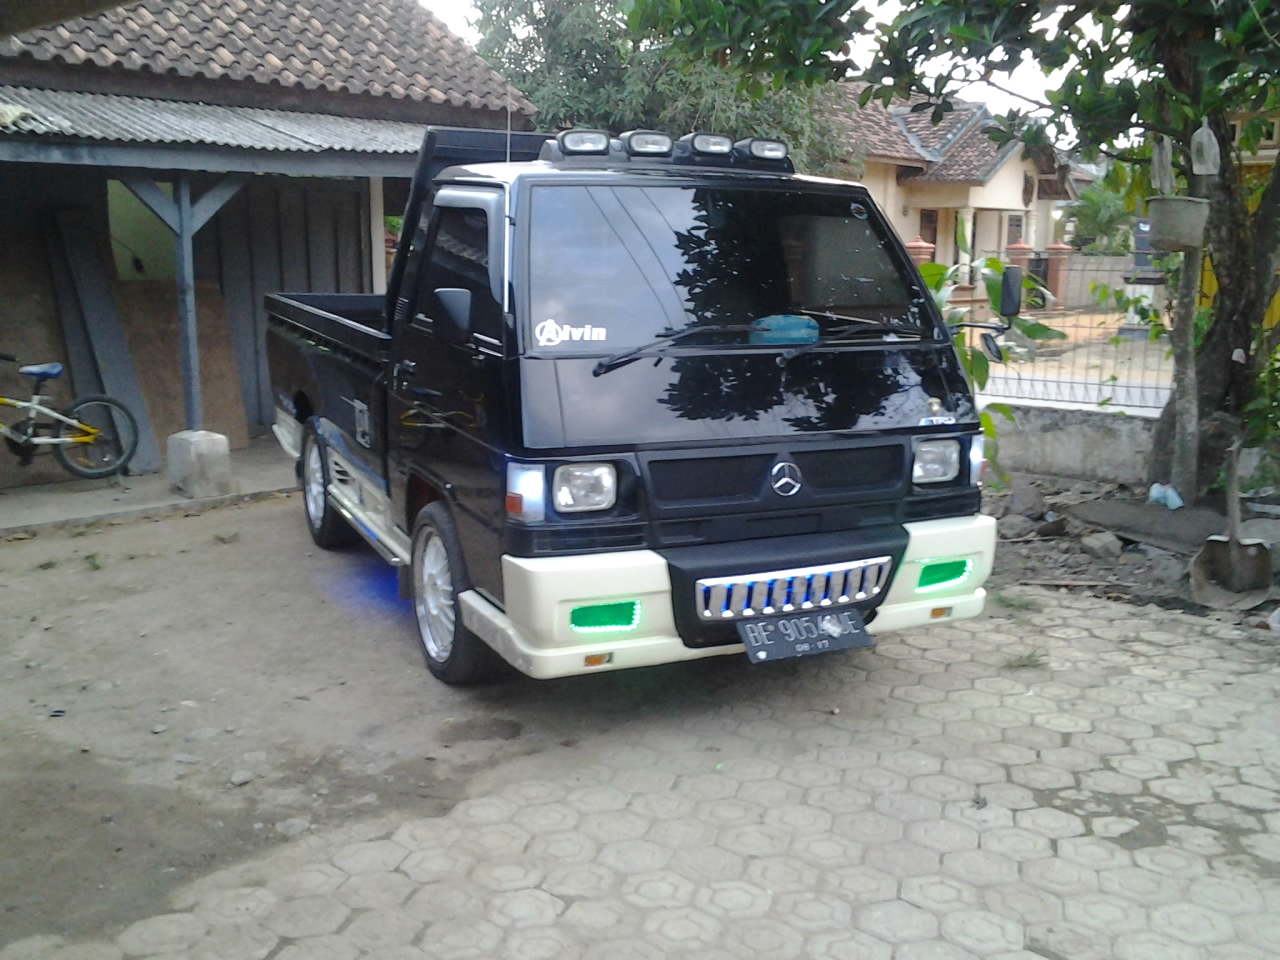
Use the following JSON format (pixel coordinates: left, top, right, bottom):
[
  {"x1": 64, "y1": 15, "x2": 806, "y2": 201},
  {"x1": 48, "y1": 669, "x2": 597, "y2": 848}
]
[{"x1": 0, "y1": 85, "x2": 425, "y2": 155}]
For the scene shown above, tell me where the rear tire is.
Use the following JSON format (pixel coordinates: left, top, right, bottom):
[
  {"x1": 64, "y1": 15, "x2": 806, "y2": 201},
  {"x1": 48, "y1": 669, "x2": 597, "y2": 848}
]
[
  {"x1": 411, "y1": 502, "x2": 504, "y2": 684},
  {"x1": 301, "y1": 422, "x2": 358, "y2": 549},
  {"x1": 53, "y1": 395, "x2": 138, "y2": 479}
]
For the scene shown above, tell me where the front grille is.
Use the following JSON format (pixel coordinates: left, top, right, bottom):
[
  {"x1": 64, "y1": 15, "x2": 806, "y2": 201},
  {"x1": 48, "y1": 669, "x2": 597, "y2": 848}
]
[
  {"x1": 648, "y1": 454, "x2": 773, "y2": 502},
  {"x1": 793, "y1": 445, "x2": 902, "y2": 490},
  {"x1": 695, "y1": 556, "x2": 893, "y2": 621}
]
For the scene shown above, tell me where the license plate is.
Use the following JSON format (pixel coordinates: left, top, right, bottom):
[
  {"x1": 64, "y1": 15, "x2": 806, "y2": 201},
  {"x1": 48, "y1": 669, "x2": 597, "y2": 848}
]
[{"x1": 736, "y1": 609, "x2": 872, "y2": 663}]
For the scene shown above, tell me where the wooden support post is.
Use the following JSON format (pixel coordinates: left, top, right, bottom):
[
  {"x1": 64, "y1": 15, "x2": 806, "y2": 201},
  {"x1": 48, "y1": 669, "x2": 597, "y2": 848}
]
[
  {"x1": 370, "y1": 176, "x2": 387, "y2": 294},
  {"x1": 121, "y1": 173, "x2": 247, "y2": 434},
  {"x1": 175, "y1": 174, "x2": 201, "y2": 431}
]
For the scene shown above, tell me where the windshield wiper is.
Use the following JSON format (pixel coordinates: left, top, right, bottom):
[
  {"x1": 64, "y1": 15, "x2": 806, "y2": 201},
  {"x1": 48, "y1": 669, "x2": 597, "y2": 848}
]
[
  {"x1": 777, "y1": 322, "x2": 923, "y2": 363},
  {"x1": 592, "y1": 324, "x2": 764, "y2": 377}
]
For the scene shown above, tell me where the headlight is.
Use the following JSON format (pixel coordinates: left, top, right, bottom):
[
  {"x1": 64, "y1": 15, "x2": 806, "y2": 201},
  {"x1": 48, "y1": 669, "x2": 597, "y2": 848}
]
[
  {"x1": 553, "y1": 464, "x2": 617, "y2": 512},
  {"x1": 969, "y1": 436, "x2": 986, "y2": 486},
  {"x1": 913, "y1": 439, "x2": 960, "y2": 483}
]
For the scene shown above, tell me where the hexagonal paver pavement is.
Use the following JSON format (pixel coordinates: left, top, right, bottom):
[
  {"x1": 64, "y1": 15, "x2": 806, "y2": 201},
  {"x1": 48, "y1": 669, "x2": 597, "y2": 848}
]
[{"x1": 12, "y1": 589, "x2": 1280, "y2": 960}]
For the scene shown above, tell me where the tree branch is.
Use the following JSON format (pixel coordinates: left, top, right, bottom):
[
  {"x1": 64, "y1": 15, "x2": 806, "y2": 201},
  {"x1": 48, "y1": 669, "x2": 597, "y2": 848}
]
[
  {"x1": 974, "y1": 77, "x2": 1051, "y2": 111},
  {"x1": 1097, "y1": 146, "x2": 1148, "y2": 165}
]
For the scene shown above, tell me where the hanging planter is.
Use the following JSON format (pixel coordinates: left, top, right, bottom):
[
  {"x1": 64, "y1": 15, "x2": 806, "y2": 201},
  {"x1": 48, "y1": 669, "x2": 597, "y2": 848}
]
[{"x1": 1147, "y1": 196, "x2": 1210, "y2": 252}]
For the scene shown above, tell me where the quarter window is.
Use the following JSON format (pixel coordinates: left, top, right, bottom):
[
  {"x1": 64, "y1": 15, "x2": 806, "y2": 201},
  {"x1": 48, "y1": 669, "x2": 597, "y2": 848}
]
[{"x1": 417, "y1": 207, "x2": 502, "y2": 339}]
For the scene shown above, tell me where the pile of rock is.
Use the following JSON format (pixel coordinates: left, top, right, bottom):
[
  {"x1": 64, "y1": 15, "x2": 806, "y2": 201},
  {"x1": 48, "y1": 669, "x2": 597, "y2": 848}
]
[
  {"x1": 990, "y1": 480, "x2": 1069, "y2": 541},
  {"x1": 989, "y1": 479, "x2": 1140, "y2": 564}
]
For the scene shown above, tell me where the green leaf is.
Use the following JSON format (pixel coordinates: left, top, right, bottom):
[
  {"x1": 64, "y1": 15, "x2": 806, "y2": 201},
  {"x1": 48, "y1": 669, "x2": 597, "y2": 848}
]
[
  {"x1": 1010, "y1": 316, "x2": 1068, "y2": 341},
  {"x1": 917, "y1": 261, "x2": 950, "y2": 291},
  {"x1": 979, "y1": 409, "x2": 997, "y2": 440},
  {"x1": 947, "y1": 23, "x2": 988, "y2": 42},
  {"x1": 969, "y1": 347, "x2": 990, "y2": 390},
  {"x1": 955, "y1": 212, "x2": 971, "y2": 257}
]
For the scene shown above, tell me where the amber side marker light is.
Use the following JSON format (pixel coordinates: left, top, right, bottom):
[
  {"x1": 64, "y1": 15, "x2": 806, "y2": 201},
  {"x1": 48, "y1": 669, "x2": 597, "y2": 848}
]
[
  {"x1": 584, "y1": 653, "x2": 614, "y2": 668},
  {"x1": 931, "y1": 607, "x2": 952, "y2": 620}
]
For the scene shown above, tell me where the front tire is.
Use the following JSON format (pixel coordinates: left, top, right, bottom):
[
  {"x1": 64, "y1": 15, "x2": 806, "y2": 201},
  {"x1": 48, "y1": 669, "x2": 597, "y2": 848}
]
[
  {"x1": 411, "y1": 502, "x2": 503, "y2": 684},
  {"x1": 301, "y1": 423, "x2": 358, "y2": 549}
]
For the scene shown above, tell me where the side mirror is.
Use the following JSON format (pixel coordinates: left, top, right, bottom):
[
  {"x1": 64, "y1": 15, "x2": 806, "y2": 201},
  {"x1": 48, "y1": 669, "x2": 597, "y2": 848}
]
[
  {"x1": 434, "y1": 288, "x2": 472, "y2": 344},
  {"x1": 1000, "y1": 266, "x2": 1023, "y2": 318},
  {"x1": 980, "y1": 332, "x2": 1005, "y2": 363}
]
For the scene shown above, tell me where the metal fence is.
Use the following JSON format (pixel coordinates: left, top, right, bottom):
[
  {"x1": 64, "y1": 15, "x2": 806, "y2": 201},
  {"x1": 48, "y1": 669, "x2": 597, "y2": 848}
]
[{"x1": 960, "y1": 251, "x2": 1172, "y2": 416}]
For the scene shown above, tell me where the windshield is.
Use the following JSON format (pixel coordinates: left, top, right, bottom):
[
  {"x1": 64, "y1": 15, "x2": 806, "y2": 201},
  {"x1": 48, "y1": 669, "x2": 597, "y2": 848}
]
[{"x1": 526, "y1": 183, "x2": 932, "y2": 355}]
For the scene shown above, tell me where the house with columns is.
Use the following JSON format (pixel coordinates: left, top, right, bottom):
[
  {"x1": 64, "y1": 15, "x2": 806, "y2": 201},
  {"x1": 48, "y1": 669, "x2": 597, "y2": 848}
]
[{"x1": 830, "y1": 85, "x2": 1089, "y2": 285}]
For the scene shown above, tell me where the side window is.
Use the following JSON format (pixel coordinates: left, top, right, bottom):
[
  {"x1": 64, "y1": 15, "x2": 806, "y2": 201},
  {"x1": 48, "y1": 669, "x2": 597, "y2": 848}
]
[{"x1": 414, "y1": 207, "x2": 502, "y2": 339}]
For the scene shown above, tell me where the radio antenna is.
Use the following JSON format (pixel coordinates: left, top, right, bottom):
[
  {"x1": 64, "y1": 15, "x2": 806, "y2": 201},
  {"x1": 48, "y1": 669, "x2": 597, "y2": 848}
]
[{"x1": 505, "y1": 83, "x2": 512, "y2": 163}]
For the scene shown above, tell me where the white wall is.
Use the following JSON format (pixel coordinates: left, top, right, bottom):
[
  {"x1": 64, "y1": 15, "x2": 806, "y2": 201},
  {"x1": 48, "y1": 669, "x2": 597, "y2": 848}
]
[
  {"x1": 859, "y1": 160, "x2": 919, "y2": 244},
  {"x1": 969, "y1": 155, "x2": 1032, "y2": 211}
]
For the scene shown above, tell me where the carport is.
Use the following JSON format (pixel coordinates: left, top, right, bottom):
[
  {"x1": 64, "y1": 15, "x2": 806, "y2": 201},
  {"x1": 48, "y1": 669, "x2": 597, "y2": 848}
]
[{"x1": 0, "y1": 87, "x2": 431, "y2": 472}]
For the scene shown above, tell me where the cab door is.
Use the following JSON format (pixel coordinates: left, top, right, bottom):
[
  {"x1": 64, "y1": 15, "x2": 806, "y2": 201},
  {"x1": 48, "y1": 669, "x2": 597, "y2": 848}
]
[{"x1": 387, "y1": 187, "x2": 509, "y2": 599}]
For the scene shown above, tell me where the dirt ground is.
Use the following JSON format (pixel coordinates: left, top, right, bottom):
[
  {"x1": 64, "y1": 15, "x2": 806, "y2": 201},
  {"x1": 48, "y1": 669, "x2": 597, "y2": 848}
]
[
  {"x1": 0, "y1": 489, "x2": 1261, "y2": 948},
  {"x1": 983, "y1": 473, "x2": 1280, "y2": 625},
  {"x1": 0, "y1": 495, "x2": 749, "y2": 945}
]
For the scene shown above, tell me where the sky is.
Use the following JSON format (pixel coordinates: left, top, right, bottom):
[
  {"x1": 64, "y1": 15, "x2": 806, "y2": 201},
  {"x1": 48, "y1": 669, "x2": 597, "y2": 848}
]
[
  {"x1": 421, "y1": 0, "x2": 480, "y2": 43},
  {"x1": 417, "y1": 0, "x2": 1053, "y2": 118}
]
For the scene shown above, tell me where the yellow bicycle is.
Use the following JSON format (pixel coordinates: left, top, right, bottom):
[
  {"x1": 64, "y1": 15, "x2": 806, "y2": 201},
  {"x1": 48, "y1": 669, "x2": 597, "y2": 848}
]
[{"x1": 0, "y1": 352, "x2": 138, "y2": 479}]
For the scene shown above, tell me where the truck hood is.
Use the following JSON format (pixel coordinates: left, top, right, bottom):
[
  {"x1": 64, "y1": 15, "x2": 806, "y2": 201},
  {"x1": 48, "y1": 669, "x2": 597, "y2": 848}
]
[{"x1": 520, "y1": 346, "x2": 977, "y2": 448}]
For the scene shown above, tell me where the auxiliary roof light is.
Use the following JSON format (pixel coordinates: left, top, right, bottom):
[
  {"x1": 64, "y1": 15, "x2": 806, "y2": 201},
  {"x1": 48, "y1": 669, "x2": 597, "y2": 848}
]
[
  {"x1": 739, "y1": 138, "x2": 788, "y2": 160},
  {"x1": 557, "y1": 129, "x2": 611, "y2": 155},
  {"x1": 686, "y1": 132, "x2": 734, "y2": 155},
  {"x1": 621, "y1": 130, "x2": 674, "y2": 156}
]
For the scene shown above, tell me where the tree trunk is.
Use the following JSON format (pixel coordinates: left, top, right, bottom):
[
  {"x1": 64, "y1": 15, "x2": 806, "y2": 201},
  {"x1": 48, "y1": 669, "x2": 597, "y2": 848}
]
[
  {"x1": 1168, "y1": 247, "x2": 1201, "y2": 499},
  {"x1": 1148, "y1": 116, "x2": 1280, "y2": 496},
  {"x1": 1149, "y1": 257, "x2": 1273, "y2": 495}
]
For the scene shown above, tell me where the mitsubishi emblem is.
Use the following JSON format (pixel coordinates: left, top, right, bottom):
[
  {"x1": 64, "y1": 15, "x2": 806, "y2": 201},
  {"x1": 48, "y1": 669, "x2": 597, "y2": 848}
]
[{"x1": 770, "y1": 460, "x2": 803, "y2": 497}]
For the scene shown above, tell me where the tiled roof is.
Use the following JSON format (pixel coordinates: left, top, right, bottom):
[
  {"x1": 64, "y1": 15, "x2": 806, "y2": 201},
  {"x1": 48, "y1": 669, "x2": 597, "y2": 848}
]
[
  {"x1": 827, "y1": 84, "x2": 921, "y2": 164},
  {"x1": 0, "y1": 0, "x2": 535, "y2": 117},
  {"x1": 829, "y1": 82, "x2": 1018, "y2": 183},
  {"x1": 911, "y1": 121, "x2": 1019, "y2": 183},
  {"x1": 896, "y1": 100, "x2": 985, "y2": 158},
  {"x1": 0, "y1": 83, "x2": 425, "y2": 153}
]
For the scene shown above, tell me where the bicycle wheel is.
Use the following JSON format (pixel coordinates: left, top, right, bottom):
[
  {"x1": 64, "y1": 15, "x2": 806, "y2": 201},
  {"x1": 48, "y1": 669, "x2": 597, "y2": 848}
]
[{"x1": 53, "y1": 395, "x2": 139, "y2": 479}]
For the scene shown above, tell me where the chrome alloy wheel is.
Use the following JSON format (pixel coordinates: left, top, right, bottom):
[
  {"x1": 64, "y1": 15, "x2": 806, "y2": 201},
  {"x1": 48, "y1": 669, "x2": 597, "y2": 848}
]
[
  {"x1": 303, "y1": 440, "x2": 326, "y2": 529},
  {"x1": 414, "y1": 530, "x2": 455, "y2": 661}
]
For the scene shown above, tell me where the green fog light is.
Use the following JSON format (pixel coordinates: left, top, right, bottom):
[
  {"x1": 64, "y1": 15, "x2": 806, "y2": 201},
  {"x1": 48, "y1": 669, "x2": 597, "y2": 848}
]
[
  {"x1": 570, "y1": 600, "x2": 640, "y2": 632},
  {"x1": 917, "y1": 559, "x2": 972, "y2": 592}
]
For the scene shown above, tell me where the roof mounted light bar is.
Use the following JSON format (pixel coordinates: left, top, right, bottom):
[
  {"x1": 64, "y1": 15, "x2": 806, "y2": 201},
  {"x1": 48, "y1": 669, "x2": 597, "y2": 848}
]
[{"x1": 537, "y1": 127, "x2": 794, "y2": 171}]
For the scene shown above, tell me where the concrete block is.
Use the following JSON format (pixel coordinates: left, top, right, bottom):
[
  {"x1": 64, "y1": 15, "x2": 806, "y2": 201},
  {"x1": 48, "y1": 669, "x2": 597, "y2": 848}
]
[
  {"x1": 993, "y1": 406, "x2": 1154, "y2": 486},
  {"x1": 1081, "y1": 532, "x2": 1123, "y2": 560},
  {"x1": 167, "y1": 430, "x2": 234, "y2": 500}
]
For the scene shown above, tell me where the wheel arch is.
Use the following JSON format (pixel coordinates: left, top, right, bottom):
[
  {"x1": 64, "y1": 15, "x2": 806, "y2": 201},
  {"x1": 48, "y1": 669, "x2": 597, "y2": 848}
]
[
  {"x1": 293, "y1": 391, "x2": 315, "y2": 425},
  {"x1": 406, "y1": 471, "x2": 446, "y2": 532}
]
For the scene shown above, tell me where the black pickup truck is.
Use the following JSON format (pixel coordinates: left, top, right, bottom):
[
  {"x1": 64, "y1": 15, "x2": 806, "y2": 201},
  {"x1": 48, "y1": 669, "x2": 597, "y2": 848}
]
[{"x1": 266, "y1": 126, "x2": 998, "y2": 683}]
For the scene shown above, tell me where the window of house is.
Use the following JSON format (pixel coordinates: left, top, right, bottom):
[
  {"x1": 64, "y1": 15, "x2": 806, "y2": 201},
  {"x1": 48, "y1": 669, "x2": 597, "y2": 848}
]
[
  {"x1": 919, "y1": 209, "x2": 939, "y2": 247},
  {"x1": 1006, "y1": 214, "x2": 1024, "y2": 247}
]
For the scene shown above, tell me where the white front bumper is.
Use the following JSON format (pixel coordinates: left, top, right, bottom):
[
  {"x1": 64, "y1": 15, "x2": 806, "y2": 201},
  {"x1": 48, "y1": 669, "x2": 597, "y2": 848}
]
[{"x1": 460, "y1": 514, "x2": 997, "y2": 680}]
